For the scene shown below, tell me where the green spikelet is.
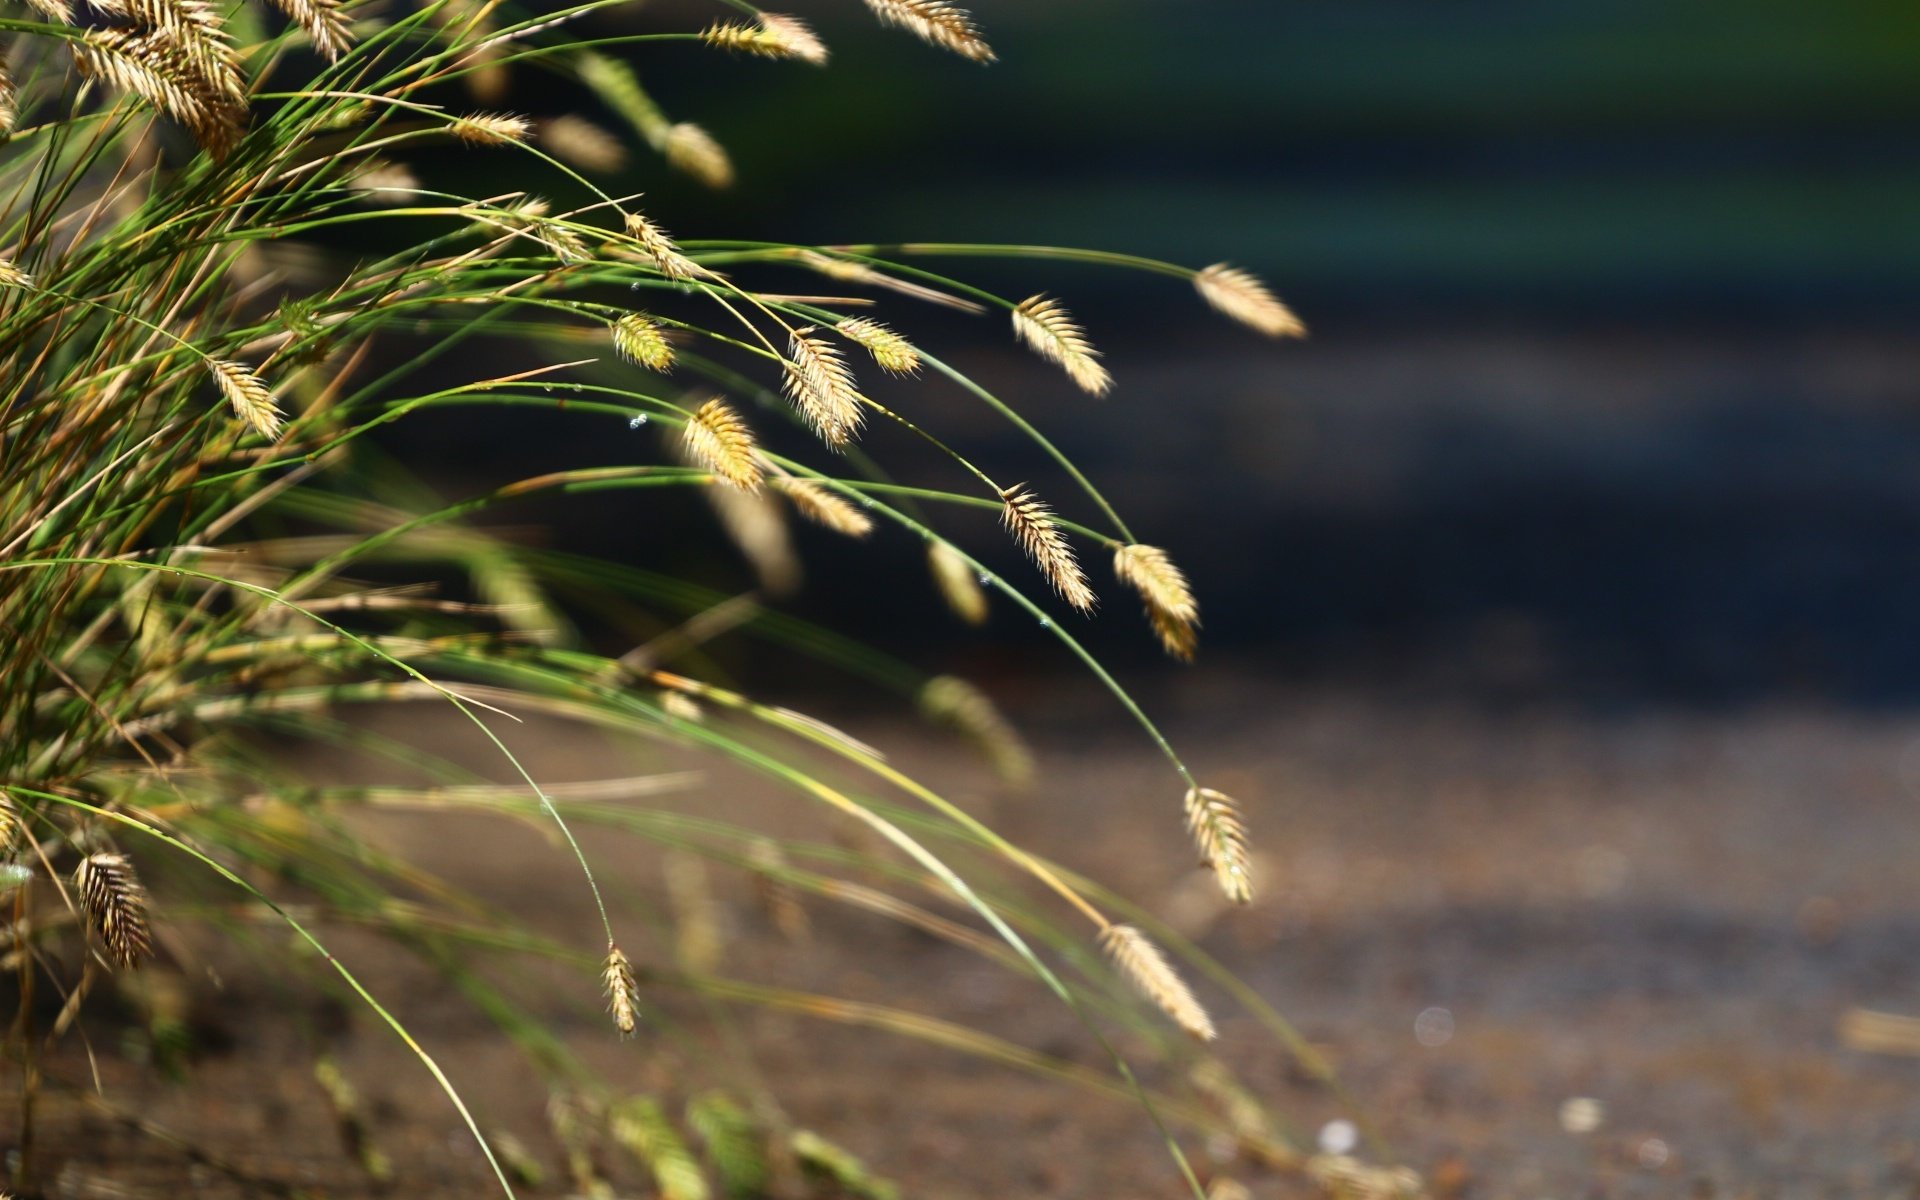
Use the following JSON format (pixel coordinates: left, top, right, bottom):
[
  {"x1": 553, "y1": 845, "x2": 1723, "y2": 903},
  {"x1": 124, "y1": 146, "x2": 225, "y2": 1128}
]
[
  {"x1": 612, "y1": 1096, "x2": 710, "y2": 1200},
  {"x1": 687, "y1": 1091, "x2": 768, "y2": 1200}
]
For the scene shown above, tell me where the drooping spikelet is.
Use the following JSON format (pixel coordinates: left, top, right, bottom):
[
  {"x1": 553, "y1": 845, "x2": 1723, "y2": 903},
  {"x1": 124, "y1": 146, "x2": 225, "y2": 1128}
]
[
  {"x1": 539, "y1": 114, "x2": 627, "y2": 172},
  {"x1": 862, "y1": 0, "x2": 995, "y2": 62},
  {"x1": 73, "y1": 29, "x2": 240, "y2": 154},
  {"x1": 920, "y1": 675, "x2": 1034, "y2": 787},
  {"x1": 782, "y1": 327, "x2": 863, "y2": 447},
  {"x1": 0, "y1": 255, "x2": 31, "y2": 289},
  {"x1": 266, "y1": 0, "x2": 353, "y2": 62},
  {"x1": 683, "y1": 398, "x2": 763, "y2": 492},
  {"x1": 75, "y1": 852, "x2": 152, "y2": 969},
  {"x1": 93, "y1": 0, "x2": 246, "y2": 114},
  {"x1": 1194, "y1": 263, "x2": 1305, "y2": 339},
  {"x1": 612, "y1": 313, "x2": 675, "y2": 372},
  {"x1": 771, "y1": 475, "x2": 874, "y2": 537},
  {"x1": 702, "y1": 13, "x2": 828, "y2": 65},
  {"x1": 706, "y1": 482, "x2": 800, "y2": 596},
  {"x1": 1114, "y1": 543, "x2": 1200, "y2": 660},
  {"x1": 448, "y1": 111, "x2": 530, "y2": 145},
  {"x1": 999, "y1": 485, "x2": 1095, "y2": 613},
  {"x1": 665, "y1": 122, "x2": 734, "y2": 188},
  {"x1": 209, "y1": 358, "x2": 283, "y2": 440},
  {"x1": 624, "y1": 210, "x2": 715, "y2": 283},
  {"x1": 1012, "y1": 294, "x2": 1112, "y2": 397},
  {"x1": 611, "y1": 1098, "x2": 710, "y2": 1200},
  {"x1": 837, "y1": 317, "x2": 920, "y2": 375},
  {"x1": 602, "y1": 942, "x2": 640, "y2": 1036},
  {"x1": 1184, "y1": 786, "x2": 1252, "y2": 905},
  {"x1": 927, "y1": 540, "x2": 988, "y2": 625},
  {"x1": 1099, "y1": 923, "x2": 1215, "y2": 1040}
]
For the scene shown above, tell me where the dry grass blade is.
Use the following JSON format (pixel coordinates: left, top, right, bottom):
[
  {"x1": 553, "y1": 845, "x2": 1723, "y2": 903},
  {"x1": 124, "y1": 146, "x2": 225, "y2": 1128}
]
[
  {"x1": 665, "y1": 122, "x2": 734, "y2": 188},
  {"x1": 266, "y1": 0, "x2": 353, "y2": 62},
  {"x1": 920, "y1": 675, "x2": 1033, "y2": 786},
  {"x1": 1184, "y1": 786, "x2": 1251, "y2": 904},
  {"x1": 795, "y1": 250, "x2": 986, "y2": 313},
  {"x1": 702, "y1": 13, "x2": 828, "y2": 66},
  {"x1": 771, "y1": 475, "x2": 874, "y2": 537},
  {"x1": 539, "y1": 114, "x2": 626, "y2": 172},
  {"x1": 612, "y1": 312, "x2": 675, "y2": 371},
  {"x1": 602, "y1": 943, "x2": 640, "y2": 1035},
  {"x1": 1114, "y1": 543, "x2": 1199, "y2": 660},
  {"x1": 782, "y1": 327, "x2": 863, "y2": 447},
  {"x1": 625, "y1": 210, "x2": 716, "y2": 283},
  {"x1": 927, "y1": 540, "x2": 988, "y2": 625},
  {"x1": 449, "y1": 111, "x2": 530, "y2": 145},
  {"x1": 1012, "y1": 294, "x2": 1112, "y2": 396},
  {"x1": 209, "y1": 358, "x2": 284, "y2": 439},
  {"x1": 683, "y1": 398, "x2": 763, "y2": 492},
  {"x1": 999, "y1": 484, "x2": 1095, "y2": 613},
  {"x1": 1099, "y1": 923, "x2": 1215, "y2": 1040},
  {"x1": 1195, "y1": 263, "x2": 1305, "y2": 339},
  {"x1": 75, "y1": 852, "x2": 152, "y2": 969},
  {"x1": 837, "y1": 317, "x2": 920, "y2": 375},
  {"x1": 862, "y1": 0, "x2": 995, "y2": 62}
]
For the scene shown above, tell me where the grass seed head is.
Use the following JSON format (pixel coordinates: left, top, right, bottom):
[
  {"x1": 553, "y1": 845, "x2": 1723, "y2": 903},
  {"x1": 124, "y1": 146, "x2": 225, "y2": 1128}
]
[
  {"x1": 772, "y1": 475, "x2": 874, "y2": 538},
  {"x1": 266, "y1": 0, "x2": 353, "y2": 62},
  {"x1": 612, "y1": 313, "x2": 675, "y2": 372},
  {"x1": 782, "y1": 327, "x2": 863, "y2": 447},
  {"x1": 0, "y1": 255, "x2": 31, "y2": 289},
  {"x1": 837, "y1": 317, "x2": 921, "y2": 375},
  {"x1": 999, "y1": 484, "x2": 1096, "y2": 613},
  {"x1": 1195, "y1": 263, "x2": 1305, "y2": 339},
  {"x1": 624, "y1": 209, "x2": 716, "y2": 283},
  {"x1": 1012, "y1": 294, "x2": 1112, "y2": 396},
  {"x1": 449, "y1": 111, "x2": 530, "y2": 145},
  {"x1": 1099, "y1": 923, "x2": 1215, "y2": 1040},
  {"x1": 75, "y1": 852, "x2": 152, "y2": 969},
  {"x1": 602, "y1": 942, "x2": 640, "y2": 1035},
  {"x1": 703, "y1": 13, "x2": 828, "y2": 65},
  {"x1": 539, "y1": 114, "x2": 627, "y2": 172},
  {"x1": 862, "y1": 0, "x2": 995, "y2": 62},
  {"x1": 920, "y1": 675, "x2": 1034, "y2": 787},
  {"x1": 1184, "y1": 786, "x2": 1252, "y2": 905},
  {"x1": 927, "y1": 540, "x2": 989, "y2": 625},
  {"x1": 209, "y1": 358, "x2": 283, "y2": 440},
  {"x1": 665, "y1": 122, "x2": 734, "y2": 188},
  {"x1": 1114, "y1": 543, "x2": 1200, "y2": 660},
  {"x1": 683, "y1": 398, "x2": 763, "y2": 492}
]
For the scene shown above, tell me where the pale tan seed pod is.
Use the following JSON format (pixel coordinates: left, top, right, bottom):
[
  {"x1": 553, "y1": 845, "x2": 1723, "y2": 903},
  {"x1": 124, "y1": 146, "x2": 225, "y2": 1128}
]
[
  {"x1": 266, "y1": 0, "x2": 352, "y2": 62},
  {"x1": 683, "y1": 398, "x2": 763, "y2": 492},
  {"x1": 782, "y1": 327, "x2": 863, "y2": 447},
  {"x1": 1012, "y1": 294, "x2": 1112, "y2": 397},
  {"x1": 612, "y1": 313, "x2": 675, "y2": 372},
  {"x1": 999, "y1": 485, "x2": 1095, "y2": 613},
  {"x1": 665, "y1": 122, "x2": 734, "y2": 188},
  {"x1": 75, "y1": 852, "x2": 152, "y2": 969},
  {"x1": 1099, "y1": 923, "x2": 1215, "y2": 1040},
  {"x1": 624, "y1": 210, "x2": 716, "y2": 283},
  {"x1": 927, "y1": 541, "x2": 988, "y2": 625},
  {"x1": 702, "y1": 13, "x2": 827, "y2": 65},
  {"x1": 862, "y1": 0, "x2": 994, "y2": 62},
  {"x1": 746, "y1": 838, "x2": 809, "y2": 943},
  {"x1": 1194, "y1": 263, "x2": 1305, "y2": 339},
  {"x1": 771, "y1": 475, "x2": 874, "y2": 538},
  {"x1": 1184, "y1": 786, "x2": 1252, "y2": 905},
  {"x1": 836, "y1": 317, "x2": 920, "y2": 375},
  {"x1": 0, "y1": 255, "x2": 31, "y2": 289},
  {"x1": 920, "y1": 675, "x2": 1034, "y2": 787},
  {"x1": 209, "y1": 358, "x2": 283, "y2": 440},
  {"x1": 602, "y1": 942, "x2": 640, "y2": 1035},
  {"x1": 539, "y1": 114, "x2": 627, "y2": 172},
  {"x1": 1114, "y1": 543, "x2": 1200, "y2": 660},
  {"x1": 448, "y1": 111, "x2": 530, "y2": 145}
]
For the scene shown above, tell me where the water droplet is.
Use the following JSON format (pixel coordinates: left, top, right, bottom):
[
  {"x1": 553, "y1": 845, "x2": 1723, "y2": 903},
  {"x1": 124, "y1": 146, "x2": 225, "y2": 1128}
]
[
  {"x1": 628, "y1": 414, "x2": 648, "y2": 429},
  {"x1": 976, "y1": 573, "x2": 991, "y2": 585},
  {"x1": 1036, "y1": 617, "x2": 1050, "y2": 629},
  {"x1": 1317, "y1": 1119, "x2": 1358, "y2": 1156}
]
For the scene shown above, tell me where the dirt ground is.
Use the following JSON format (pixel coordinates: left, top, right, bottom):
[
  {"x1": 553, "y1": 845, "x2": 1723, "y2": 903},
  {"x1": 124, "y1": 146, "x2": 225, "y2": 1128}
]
[{"x1": 9, "y1": 673, "x2": 1920, "y2": 1198}]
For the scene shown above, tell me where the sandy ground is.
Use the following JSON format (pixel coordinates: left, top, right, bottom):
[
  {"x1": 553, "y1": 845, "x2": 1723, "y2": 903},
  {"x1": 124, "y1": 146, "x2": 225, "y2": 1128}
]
[{"x1": 8, "y1": 675, "x2": 1920, "y2": 1198}]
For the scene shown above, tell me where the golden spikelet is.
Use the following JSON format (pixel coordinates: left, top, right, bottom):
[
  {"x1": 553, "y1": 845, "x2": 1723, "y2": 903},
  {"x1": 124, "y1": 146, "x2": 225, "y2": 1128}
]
[
  {"x1": 448, "y1": 111, "x2": 529, "y2": 145},
  {"x1": 602, "y1": 942, "x2": 640, "y2": 1035},
  {"x1": 0, "y1": 62, "x2": 16, "y2": 136},
  {"x1": 999, "y1": 484, "x2": 1095, "y2": 613},
  {"x1": 771, "y1": 475, "x2": 874, "y2": 538},
  {"x1": 1114, "y1": 543, "x2": 1200, "y2": 660},
  {"x1": 837, "y1": 317, "x2": 920, "y2": 375},
  {"x1": 94, "y1": 0, "x2": 245, "y2": 103},
  {"x1": 707, "y1": 483, "x2": 800, "y2": 596},
  {"x1": 1099, "y1": 923, "x2": 1215, "y2": 1040},
  {"x1": 1195, "y1": 263, "x2": 1305, "y2": 339},
  {"x1": 1184, "y1": 786, "x2": 1252, "y2": 905},
  {"x1": 0, "y1": 255, "x2": 31, "y2": 289},
  {"x1": 539, "y1": 114, "x2": 627, "y2": 172},
  {"x1": 862, "y1": 0, "x2": 995, "y2": 62},
  {"x1": 665, "y1": 122, "x2": 734, "y2": 188},
  {"x1": 702, "y1": 13, "x2": 828, "y2": 66},
  {"x1": 1012, "y1": 294, "x2": 1112, "y2": 397},
  {"x1": 73, "y1": 29, "x2": 240, "y2": 154},
  {"x1": 612, "y1": 313, "x2": 675, "y2": 372},
  {"x1": 920, "y1": 676, "x2": 1034, "y2": 787},
  {"x1": 927, "y1": 540, "x2": 989, "y2": 625},
  {"x1": 746, "y1": 838, "x2": 809, "y2": 943},
  {"x1": 23, "y1": 0, "x2": 72, "y2": 21},
  {"x1": 684, "y1": 398, "x2": 763, "y2": 492},
  {"x1": 624, "y1": 210, "x2": 716, "y2": 283},
  {"x1": 75, "y1": 852, "x2": 152, "y2": 969},
  {"x1": 0, "y1": 791, "x2": 18, "y2": 848},
  {"x1": 209, "y1": 358, "x2": 284, "y2": 440},
  {"x1": 782, "y1": 327, "x2": 864, "y2": 447},
  {"x1": 266, "y1": 0, "x2": 352, "y2": 62}
]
